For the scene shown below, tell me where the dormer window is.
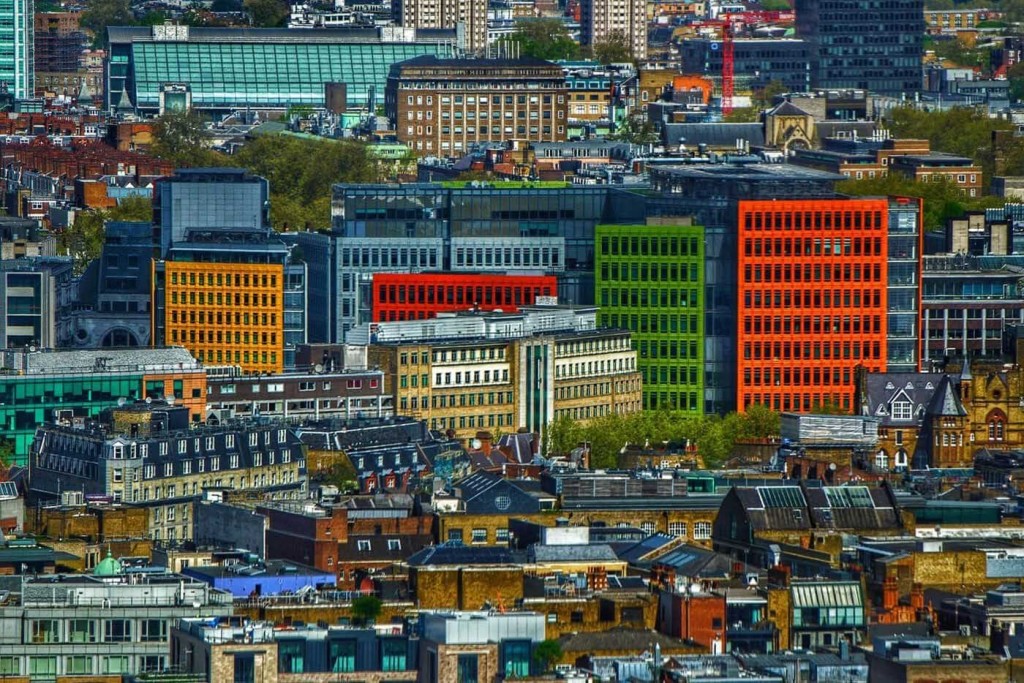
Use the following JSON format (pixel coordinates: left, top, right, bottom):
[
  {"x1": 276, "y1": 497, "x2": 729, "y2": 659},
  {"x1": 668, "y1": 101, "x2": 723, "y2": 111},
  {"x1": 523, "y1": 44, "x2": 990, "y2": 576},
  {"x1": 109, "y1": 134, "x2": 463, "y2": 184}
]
[{"x1": 891, "y1": 400, "x2": 913, "y2": 421}]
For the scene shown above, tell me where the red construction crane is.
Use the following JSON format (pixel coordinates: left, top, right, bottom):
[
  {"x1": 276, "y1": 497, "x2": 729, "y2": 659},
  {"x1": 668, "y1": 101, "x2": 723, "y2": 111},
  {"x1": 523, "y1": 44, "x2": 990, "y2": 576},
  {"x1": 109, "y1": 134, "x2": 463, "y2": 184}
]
[{"x1": 692, "y1": 11, "x2": 795, "y2": 115}]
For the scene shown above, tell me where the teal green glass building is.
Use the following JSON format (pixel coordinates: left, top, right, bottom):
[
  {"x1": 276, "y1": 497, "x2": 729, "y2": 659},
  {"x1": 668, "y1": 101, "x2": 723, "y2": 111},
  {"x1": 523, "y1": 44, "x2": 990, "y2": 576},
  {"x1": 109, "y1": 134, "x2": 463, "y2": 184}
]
[
  {"x1": 0, "y1": 0, "x2": 33, "y2": 99},
  {"x1": 105, "y1": 26, "x2": 456, "y2": 113},
  {"x1": 595, "y1": 220, "x2": 705, "y2": 413}
]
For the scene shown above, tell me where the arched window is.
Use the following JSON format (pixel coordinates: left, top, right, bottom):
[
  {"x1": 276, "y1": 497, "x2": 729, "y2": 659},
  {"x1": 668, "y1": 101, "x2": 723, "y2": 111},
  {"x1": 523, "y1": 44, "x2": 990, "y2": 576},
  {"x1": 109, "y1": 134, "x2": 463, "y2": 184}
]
[
  {"x1": 987, "y1": 409, "x2": 1007, "y2": 441},
  {"x1": 875, "y1": 450, "x2": 889, "y2": 471}
]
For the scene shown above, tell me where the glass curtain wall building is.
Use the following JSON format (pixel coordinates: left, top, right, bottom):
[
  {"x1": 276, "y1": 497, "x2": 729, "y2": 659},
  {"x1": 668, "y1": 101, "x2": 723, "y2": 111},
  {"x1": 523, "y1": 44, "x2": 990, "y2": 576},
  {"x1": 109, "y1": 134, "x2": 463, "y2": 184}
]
[{"x1": 105, "y1": 25, "x2": 456, "y2": 113}]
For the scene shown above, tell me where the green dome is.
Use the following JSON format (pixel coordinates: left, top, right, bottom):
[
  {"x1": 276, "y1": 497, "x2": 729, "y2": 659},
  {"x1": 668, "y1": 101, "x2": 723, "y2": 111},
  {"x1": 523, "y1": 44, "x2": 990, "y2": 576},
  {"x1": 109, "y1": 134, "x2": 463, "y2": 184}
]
[{"x1": 94, "y1": 549, "x2": 123, "y2": 577}]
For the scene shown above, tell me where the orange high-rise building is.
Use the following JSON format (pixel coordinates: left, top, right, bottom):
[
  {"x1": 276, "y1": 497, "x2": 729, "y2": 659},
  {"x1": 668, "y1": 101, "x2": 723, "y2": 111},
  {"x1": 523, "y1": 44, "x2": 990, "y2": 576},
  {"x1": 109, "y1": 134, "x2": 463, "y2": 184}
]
[
  {"x1": 156, "y1": 261, "x2": 285, "y2": 374},
  {"x1": 736, "y1": 198, "x2": 889, "y2": 413}
]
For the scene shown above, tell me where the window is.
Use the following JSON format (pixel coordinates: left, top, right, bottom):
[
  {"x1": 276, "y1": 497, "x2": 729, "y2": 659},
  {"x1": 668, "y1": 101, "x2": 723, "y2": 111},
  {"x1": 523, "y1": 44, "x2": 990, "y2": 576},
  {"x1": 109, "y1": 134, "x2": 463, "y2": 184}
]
[
  {"x1": 29, "y1": 657, "x2": 56, "y2": 676},
  {"x1": 68, "y1": 620, "x2": 96, "y2": 643},
  {"x1": 668, "y1": 522, "x2": 687, "y2": 537},
  {"x1": 891, "y1": 400, "x2": 913, "y2": 421},
  {"x1": 329, "y1": 640, "x2": 356, "y2": 673},
  {"x1": 875, "y1": 450, "x2": 889, "y2": 470},
  {"x1": 381, "y1": 638, "x2": 407, "y2": 672},
  {"x1": 496, "y1": 528, "x2": 509, "y2": 543},
  {"x1": 694, "y1": 522, "x2": 712, "y2": 540},
  {"x1": 31, "y1": 619, "x2": 60, "y2": 643},
  {"x1": 66, "y1": 656, "x2": 92, "y2": 674},
  {"x1": 234, "y1": 654, "x2": 255, "y2": 683},
  {"x1": 140, "y1": 619, "x2": 166, "y2": 642},
  {"x1": 104, "y1": 619, "x2": 132, "y2": 642},
  {"x1": 388, "y1": 539, "x2": 401, "y2": 551},
  {"x1": 357, "y1": 540, "x2": 371, "y2": 551},
  {"x1": 471, "y1": 528, "x2": 487, "y2": 543},
  {"x1": 102, "y1": 656, "x2": 130, "y2": 674},
  {"x1": 0, "y1": 657, "x2": 18, "y2": 675},
  {"x1": 447, "y1": 528, "x2": 463, "y2": 542},
  {"x1": 502, "y1": 641, "x2": 532, "y2": 678},
  {"x1": 640, "y1": 522, "x2": 656, "y2": 535},
  {"x1": 279, "y1": 640, "x2": 304, "y2": 673},
  {"x1": 457, "y1": 654, "x2": 479, "y2": 683}
]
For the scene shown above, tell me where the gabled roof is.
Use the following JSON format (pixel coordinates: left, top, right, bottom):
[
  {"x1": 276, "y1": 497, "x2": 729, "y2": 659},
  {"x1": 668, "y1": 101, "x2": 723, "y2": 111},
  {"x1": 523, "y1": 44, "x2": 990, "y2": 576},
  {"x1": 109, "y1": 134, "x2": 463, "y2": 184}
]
[
  {"x1": 662, "y1": 122, "x2": 765, "y2": 148},
  {"x1": 768, "y1": 100, "x2": 811, "y2": 117},
  {"x1": 453, "y1": 471, "x2": 551, "y2": 514},
  {"x1": 727, "y1": 483, "x2": 902, "y2": 533}
]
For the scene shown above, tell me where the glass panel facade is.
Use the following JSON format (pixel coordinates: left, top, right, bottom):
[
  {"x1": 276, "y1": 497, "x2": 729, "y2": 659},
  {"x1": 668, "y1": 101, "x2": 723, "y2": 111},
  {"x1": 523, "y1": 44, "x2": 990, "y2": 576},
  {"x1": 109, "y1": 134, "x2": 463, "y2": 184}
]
[{"x1": 125, "y1": 42, "x2": 453, "y2": 111}]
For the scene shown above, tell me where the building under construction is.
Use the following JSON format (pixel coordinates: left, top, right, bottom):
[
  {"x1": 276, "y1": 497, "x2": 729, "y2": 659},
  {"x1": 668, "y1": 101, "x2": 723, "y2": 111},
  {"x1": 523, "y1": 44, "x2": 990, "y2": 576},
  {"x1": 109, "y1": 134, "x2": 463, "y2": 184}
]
[{"x1": 34, "y1": 12, "x2": 87, "y2": 74}]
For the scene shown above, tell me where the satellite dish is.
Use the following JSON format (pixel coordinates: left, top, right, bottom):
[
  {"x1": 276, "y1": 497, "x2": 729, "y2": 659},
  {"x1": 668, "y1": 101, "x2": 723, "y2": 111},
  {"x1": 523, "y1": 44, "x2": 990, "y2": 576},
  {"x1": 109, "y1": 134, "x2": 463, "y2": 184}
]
[
  {"x1": 471, "y1": 439, "x2": 482, "y2": 449},
  {"x1": 166, "y1": 397, "x2": 176, "y2": 406},
  {"x1": 117, "y1": 397, "x2": 127, "y2": 407},
  {"x1": 314, "y1": 363, "x2": 324, "y2": 374},
  {"x1": 145, "y1": 397, "x2": 152, "y2": 404},
  {"x1": 28, "y1": 346, "x2": 36, "y2": 353}
]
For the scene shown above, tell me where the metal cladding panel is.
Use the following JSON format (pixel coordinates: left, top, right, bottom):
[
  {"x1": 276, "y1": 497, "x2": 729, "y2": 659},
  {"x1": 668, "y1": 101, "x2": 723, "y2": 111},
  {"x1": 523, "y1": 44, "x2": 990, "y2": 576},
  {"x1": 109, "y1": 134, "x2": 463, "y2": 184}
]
[{"x1": 431, "y1": 613, "x2": 546, "y2": 645}]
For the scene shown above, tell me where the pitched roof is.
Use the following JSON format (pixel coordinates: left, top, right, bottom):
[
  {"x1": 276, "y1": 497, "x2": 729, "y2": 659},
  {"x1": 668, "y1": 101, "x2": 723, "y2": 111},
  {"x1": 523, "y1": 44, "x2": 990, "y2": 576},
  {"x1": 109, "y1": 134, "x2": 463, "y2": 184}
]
[
  {"x1": 769, "y1": 100, "x2": 811, "y2": 117},
  {"x1": 528, "y1": 543, "x2": 619, "y2": 563},
  {"x1": 406, "y1": 543, "x2": 519, "y2": 567},
  {"x1": 558, "y1": 627, "x2": 697, "y2": 653},
  {"x1": 662, "y1": 122, "x2": 765, "y2": 148},
  {"x1": 860, "y1": 372, "x2": 950, "y2": 426},
  {"x1": 926, "y1": 375, "x2": 967, "y2": 417}
]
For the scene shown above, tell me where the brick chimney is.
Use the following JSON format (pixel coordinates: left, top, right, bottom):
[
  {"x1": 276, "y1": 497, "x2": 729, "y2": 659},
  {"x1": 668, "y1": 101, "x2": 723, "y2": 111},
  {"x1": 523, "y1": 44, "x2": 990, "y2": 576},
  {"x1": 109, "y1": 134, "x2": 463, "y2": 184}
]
[
  {"x1": 587, "y1": 566, "x2": 608, "y2": 591},
  {"x1": 882, "y1": 577, "x2": 898, "y2": 611},
  {"x1": 476, "y1": 431, "x2": 492, "y2": 456},
  {"x1": 910, "y1": 583, "x2": 924, "y2": 610}
]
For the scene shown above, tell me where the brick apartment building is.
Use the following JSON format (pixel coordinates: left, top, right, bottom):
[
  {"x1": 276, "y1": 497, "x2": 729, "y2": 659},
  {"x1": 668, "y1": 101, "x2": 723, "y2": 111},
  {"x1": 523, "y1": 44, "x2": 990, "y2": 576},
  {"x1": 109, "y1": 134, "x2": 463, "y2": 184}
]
[{"x1": 385, "y1": 56, "x2": 569, "y2": 156}]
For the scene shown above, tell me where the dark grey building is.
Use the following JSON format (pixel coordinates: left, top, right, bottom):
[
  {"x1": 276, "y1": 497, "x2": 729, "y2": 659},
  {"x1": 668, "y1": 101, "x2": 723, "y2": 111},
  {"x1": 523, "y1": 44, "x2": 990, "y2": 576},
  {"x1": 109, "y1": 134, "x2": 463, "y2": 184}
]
[
  {"x1": 795, "y1": 0, "x2": 924, "y2": 95},
  {"x1": 680, "y1": 38, "x2": 812, "y2": 94}
]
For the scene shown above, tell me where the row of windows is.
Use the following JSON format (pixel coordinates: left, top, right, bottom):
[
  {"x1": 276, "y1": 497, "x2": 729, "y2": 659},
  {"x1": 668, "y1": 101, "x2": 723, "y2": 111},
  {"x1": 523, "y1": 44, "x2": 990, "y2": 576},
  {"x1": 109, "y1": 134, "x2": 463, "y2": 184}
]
[
  {"x1": 749, "y1": 235, "x2": 884, "y2": 255},
  {"x1": 558, "y1": 400, "x2": 641, "y2": 420},
  {"x1": 430, "y1": 347, "x2": 505, "y2": 363},
  {"x1": 170, "y1": 291, "x2": 278, "y2": 307},
  {"x1": 743, "y1": 288, "x2": 883, "y2": 309},
  {"x1": 742, "y1": 210, "x2": 884, "y2": 231},
  {"x1": 557, "y1": 357, "x2": 635, "y2": 377},
  {"x1": 743, "y1": 315, "x2": 883, "y2": 336},
  {"x1": 169, "y1": 310, "x2": 279, "y2": 327},
  {"x1": 431, "y1": 369, "x2": 510, "y2": 387},
  {"x1": 140, "y1": 469, "x2": 299, "y2": 502},
  {"x1": 379, "y1": 284, "x2": 552, "y2": 306},
  {"x1": 431, "y1": 412, "x2": 514, "y2": 430},
  {"x1": 557, "y1": 336, "x2": 632, "y2": 356},
  {"x1": 191, "y1": 348, "x2": 278, "y2": 367},
  {"x1": 743, "y1": 367, "x2": 854, "y2": 388},
  {"x1": 642, "y1": 365, "x2": 700, "y2": 387},
  {"x1": 599, "y1": 261, "x2": 700, "y2": 283},
  {"x1": 743, "y1": 341, "x2": 883, "y2": 361},
  {"x1": 602, "y1": 312, "x2": 701, "y2": 335},
  {"x1": 3, "y1": 654, "x2": 150, "y2": 677},
  {"x1": 638, "y1": 339, "x2": 699, "y2": 360},
  {"x1": 744, "y1": 262, "x2": 883, "y2": 284},
  {"x1": 600, "y1": 288, "x2": 700, "y2": 309},
  {"x1": 428, "y1": 391, "x2": 514, "y2": 409},
  {"x1": 170, "y1": 327, "x2": 278, "y2": 345},
  {"x1": 30, "y1": 618, "x2": 164, "y2": 644},
  {"x1": 341, "y1": 247, "x2": 439, "y2": 269},
  {"x1": 453, "y1": 245, "x2": 561, "y2": 269},
  {"x1": 599, "y1": 235, "x2": 701, "y2": 257},
  {"x1": 742, "y1": 393, "x2": 853, "y2": 414},
  {"x1": 406, "y1": 94, "x2": 558, "y2": 105},
  {"x1": 645, "y1": 390, "x2": 700, "y2": 411},
  {"x1": 169, "y1": 271, "x2": 277, "y2": 288}
]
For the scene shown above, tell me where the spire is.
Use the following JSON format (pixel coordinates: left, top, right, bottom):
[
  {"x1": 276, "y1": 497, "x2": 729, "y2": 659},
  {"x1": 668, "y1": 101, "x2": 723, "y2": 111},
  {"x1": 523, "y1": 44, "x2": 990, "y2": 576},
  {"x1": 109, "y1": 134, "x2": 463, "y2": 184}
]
[
  {"x1": 115, "y1": 87, "x2": 133, "y2": 112},
  {"x1": 960, "y1": 356, "x2": 972, "y2": 381}
]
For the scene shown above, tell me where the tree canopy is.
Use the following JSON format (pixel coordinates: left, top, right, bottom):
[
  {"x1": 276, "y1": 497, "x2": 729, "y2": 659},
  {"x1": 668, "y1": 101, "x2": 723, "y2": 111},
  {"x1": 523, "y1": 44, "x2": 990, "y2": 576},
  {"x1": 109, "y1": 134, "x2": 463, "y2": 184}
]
[
  {"x1": 836, "y1": 173, "x2": 1005, "y2": 232},
  {"x1": 591, "y1": 30, "x2": 633, "y2": 64},
  {"x1": 546, "y1": 405, "x2": 780, "y2": 469},
  {"x1": 611, "y1": 112, "x2": 659, "y2": 145},
  {"x1": 80, "y1": 0, "x2": 134, "y2": 47},
  {"x1": 244, "y1": 0, "x2": 289, "y2": 27},
  {"x1": 503, "y1": 19, "x2": 580, "y2": 61},
  {"x1": 150, "y1": 111, "x2": 379, "y2": 230},
  {"x1": 231, "y1": 134, "x2": 378, "y2": 229},
  {"x1": 350, "y1": 595, "x2": 382, "y2": 625},
  {"x1": 60, "y1": 195, "x2": 153, "y2": 274},
  {"x1": 533, "y1": 640, "x2": 564, "y2": 672},
  {"x1": 882, "y1": 106, "x2": 1016, "y2": 180}
]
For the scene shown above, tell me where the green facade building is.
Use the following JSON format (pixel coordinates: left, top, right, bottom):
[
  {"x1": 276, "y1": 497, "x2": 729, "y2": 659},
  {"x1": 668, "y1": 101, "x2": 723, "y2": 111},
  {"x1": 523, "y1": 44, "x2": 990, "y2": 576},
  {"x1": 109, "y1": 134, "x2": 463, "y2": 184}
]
[{"x1": 595, "y1": 221, "x2": 705, "y2": 412}]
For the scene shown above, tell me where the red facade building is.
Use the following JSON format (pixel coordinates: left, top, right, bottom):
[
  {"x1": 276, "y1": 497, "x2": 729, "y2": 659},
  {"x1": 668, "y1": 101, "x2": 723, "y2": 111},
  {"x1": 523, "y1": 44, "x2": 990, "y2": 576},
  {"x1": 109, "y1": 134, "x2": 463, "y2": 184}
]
[
  {"x1": 371, "y1": 272, "x2": 558, "y2": 322},
  {"x1": 736, "y1": 198, "x2": 890, "y2": 413}
]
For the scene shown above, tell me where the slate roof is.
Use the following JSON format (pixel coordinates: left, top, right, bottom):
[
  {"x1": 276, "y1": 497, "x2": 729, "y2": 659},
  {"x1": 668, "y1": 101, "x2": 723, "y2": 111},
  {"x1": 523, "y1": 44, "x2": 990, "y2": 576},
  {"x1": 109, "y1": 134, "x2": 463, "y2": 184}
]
[
  {"x1": 337, "y1": 533, "x2": 432, "y2": 562},
  {"x1": 768, "y1": 100, "x2": 811, "y2": 117},
  {"x1": 406, "y1": 544, "x2": 520, "y2": 566},
  {"x1": 926, "y1": 375, "x2": 968, "y2": 417},
  {"x1": 649, "y1": 544, "x2": 739, "y2": 579},
  {"x1": 528, "y1": 543, "x2": 619, "y2": 563},
  {"x1": 662, "y1": 122, "x2": 766, "y2": 148},
  {"x1": 497, "y1": 432, "x2": 537, "y2": 465},
  {"x1": 860, "y1": 372, "x2": 952, "y2": 427},
  {"x1": 454, "y1": 471, "x2": 553, "y2": 514},
  {"x1": 615, "y1": 533, "x2": 679, "y2": 564},
  {"x1": 729, "y1": 484, "x2": 902, "y2": 532}
]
